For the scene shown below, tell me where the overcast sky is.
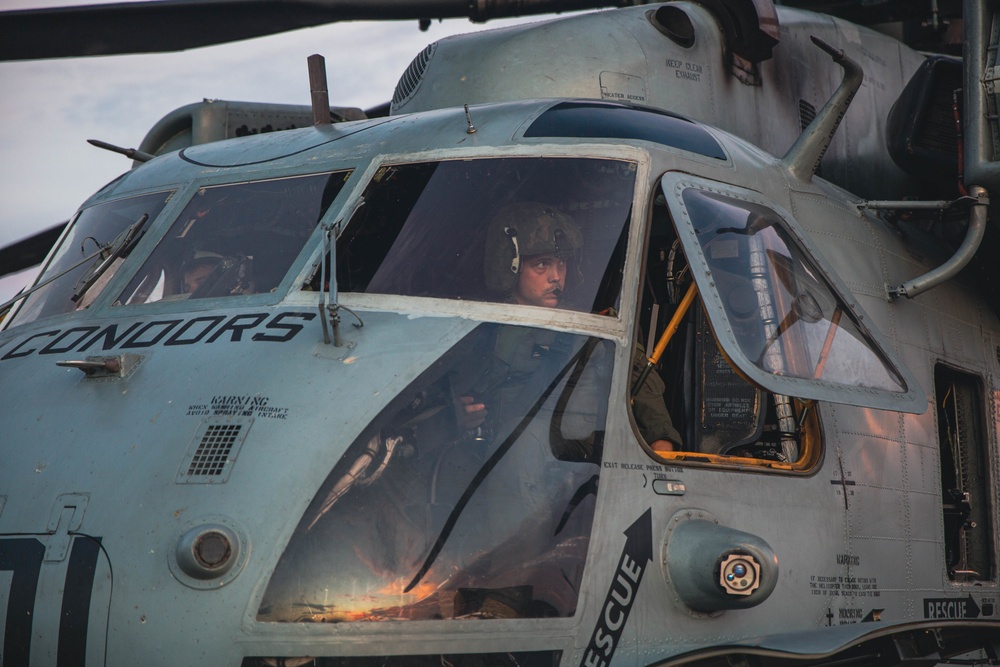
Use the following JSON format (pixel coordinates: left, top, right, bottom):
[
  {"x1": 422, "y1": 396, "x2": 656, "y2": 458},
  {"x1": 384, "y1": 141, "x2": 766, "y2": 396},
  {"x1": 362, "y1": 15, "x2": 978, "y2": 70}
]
[{"x1": 0, "y1": 1, "x2": 550, "y2": 299}]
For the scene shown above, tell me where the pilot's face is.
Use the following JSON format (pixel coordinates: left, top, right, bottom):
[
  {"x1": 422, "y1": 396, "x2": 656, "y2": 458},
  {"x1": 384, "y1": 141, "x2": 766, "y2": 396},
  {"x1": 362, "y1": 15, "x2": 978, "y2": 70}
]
[
  {"x1": 514, "y1": 253, "x2": 567, "y2": 308},
  {"x1": 183, "y1": 262, "x2": 217, "y2": 293}
]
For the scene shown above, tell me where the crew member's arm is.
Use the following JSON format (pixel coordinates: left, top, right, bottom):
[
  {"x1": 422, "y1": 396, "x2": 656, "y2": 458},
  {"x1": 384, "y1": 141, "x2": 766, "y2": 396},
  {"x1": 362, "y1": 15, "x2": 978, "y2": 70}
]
[{"x1": 631, "y1": 346, "x2": 681, "y2": 452}]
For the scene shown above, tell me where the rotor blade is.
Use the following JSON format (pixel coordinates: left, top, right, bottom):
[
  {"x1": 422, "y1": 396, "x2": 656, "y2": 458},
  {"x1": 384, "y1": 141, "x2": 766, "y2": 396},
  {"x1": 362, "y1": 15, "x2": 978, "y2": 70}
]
[
  {"x1": 0, "y1": 224, "x2": 66, "y2": 278},
  {"x1": 0, "y1": 0, "x2": 624, "y2": 61}
]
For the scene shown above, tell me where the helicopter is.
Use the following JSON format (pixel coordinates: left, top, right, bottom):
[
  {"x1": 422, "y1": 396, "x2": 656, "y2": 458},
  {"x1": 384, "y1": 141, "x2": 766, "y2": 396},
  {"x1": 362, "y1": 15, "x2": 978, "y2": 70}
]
[{"x1": 0, "y1": 0, "x2": 999, "y2": 665}]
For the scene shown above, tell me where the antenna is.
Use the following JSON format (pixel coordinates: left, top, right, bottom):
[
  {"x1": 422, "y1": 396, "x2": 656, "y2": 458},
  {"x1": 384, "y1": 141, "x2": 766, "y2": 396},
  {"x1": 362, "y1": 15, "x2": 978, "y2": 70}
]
[
  {"x1": 464, "y1": 104, "x2": 477, "y2": 134},
  {"x1": 308, "y1": 54, "x2": 333, "y2": 126},
  {"x1": 87, "y1": 138, "x2": 154, "y2": 163}
]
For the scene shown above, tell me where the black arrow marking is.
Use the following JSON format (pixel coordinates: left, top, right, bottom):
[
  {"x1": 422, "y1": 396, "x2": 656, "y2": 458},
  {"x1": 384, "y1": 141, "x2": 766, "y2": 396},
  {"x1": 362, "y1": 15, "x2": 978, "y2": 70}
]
[
  {"x1": 923, "y1": 595, "x2": 981, "y2": 619},
  {"x1": 968, "y1": 595, "x2": 982, "y2": 619},
  {"x1": 579, "y1": 508, "x2": 652, "y2": 667}
]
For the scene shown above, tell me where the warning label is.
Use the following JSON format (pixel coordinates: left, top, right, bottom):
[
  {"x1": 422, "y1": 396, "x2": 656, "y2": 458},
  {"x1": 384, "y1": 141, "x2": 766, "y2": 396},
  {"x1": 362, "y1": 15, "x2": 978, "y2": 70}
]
[{"x1": 809, "y1": 575, "x2": 880, "y2": 598}]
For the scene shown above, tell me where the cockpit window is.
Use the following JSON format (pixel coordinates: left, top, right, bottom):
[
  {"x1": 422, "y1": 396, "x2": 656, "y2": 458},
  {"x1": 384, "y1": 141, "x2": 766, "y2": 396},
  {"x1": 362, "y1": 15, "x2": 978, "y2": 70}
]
[
  {"x1": 525, "y1": 101, "x2": 726, "y2": 160},
  {"x1": 662, "y1": 175, "x2": 925, "y2": 414},
  {"x1": 260, "y1": 323, "x2": 612, "y2": 622},
  {"x1": 118, "y1": 171, "x2": 349, "y2": 305},
  {"x1": 331, "y1": 157, "x2": 635, "y2": 314},
  {"x1": 683, "y1": 189, "x2": 903, "y2": 388},
  {"x1": 7, "y1": 191, "x2": 173, "y2": 327}
]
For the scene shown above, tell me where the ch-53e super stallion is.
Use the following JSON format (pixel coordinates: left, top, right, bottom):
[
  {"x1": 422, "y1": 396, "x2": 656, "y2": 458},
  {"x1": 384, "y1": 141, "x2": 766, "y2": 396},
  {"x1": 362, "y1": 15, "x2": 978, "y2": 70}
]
[{"x1": 1, "y1": 0, "x2": 999, "y2": 665}]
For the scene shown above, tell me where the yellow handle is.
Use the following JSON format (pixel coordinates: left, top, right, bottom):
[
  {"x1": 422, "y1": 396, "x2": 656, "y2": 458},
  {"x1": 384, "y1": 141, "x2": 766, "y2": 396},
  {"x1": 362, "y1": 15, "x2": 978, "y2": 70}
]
[
  {"x1": 632, "y1": 282, "x2": 698, "y2": 398},
  {"x1": 649, "y1": 281, "x2": 698, "y2": 365}
]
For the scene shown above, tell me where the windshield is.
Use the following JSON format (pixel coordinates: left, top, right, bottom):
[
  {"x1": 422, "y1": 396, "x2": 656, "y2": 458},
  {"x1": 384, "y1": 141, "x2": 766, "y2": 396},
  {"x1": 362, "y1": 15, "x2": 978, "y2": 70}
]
[
  {"x1": 260, "y1": 323, "x2": 612, "y2": 622},
  {"x1": 7, "y1": 191, "x2": 173, "y2": 327},
  {"x1": 118, "y1": 172, "x2": 349, "y2": 305},
  {"x1": 331, "y1": 157, "x2": 636, "y2": 314}
]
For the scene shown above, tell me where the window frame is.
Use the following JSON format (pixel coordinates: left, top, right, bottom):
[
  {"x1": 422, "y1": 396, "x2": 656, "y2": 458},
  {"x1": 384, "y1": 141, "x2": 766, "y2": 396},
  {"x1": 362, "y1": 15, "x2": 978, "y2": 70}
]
[
  {"x1": 290, "y1": 144, "x2": 654, "y2": 340},
  {"x1": 659, "y1": 172, "x2": 925, "y2": 415}
]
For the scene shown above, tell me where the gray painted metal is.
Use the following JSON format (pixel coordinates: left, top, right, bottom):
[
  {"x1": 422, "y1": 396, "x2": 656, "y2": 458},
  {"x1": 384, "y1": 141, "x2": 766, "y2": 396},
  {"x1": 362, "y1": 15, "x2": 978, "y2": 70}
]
[
  {"x1": 0, "y1": 0, "x2": 625, "y2": 60},
  {"x1": 1, "y1": 97, "x2": 997, "y2": 664},
  {"x1": 2, "y1": 3, "x2": 1000, "y2": 666},
  {"x1": 963, "y1": 0, "x2": 1000, "y2": 192},
  {"x1": 392, "y1": 3, "x2": 926, "y2": 200},
  {"x1": 780, "y1": 35, "x2": 863, "y2": 184}
]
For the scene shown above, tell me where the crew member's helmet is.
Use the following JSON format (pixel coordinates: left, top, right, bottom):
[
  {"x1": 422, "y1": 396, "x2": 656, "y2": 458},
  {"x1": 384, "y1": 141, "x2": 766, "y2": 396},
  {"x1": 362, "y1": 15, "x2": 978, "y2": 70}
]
[
  {"x1": 483, "y1": 201, "x2": 583, "y2": 294},
  {"x1": 180, "y1": 248, "x2": 253, "y2": 297},
  {"x1": 181, "y1": 249, "x2": 227, "y2": 274}
]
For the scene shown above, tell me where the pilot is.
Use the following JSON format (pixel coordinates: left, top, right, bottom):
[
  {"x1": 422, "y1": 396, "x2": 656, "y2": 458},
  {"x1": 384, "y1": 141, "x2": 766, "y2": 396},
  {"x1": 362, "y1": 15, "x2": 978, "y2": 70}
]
[
  {"x1": 178, "y1": 248, "x2": 254, "y2": 298},
  {"x1": 462, "y1": 201, "x2": 681, "y2": 454},
  {"x1": 631, "y1": 343, "x2": 681, "y2": 452},
  {"x1": 483, "y1": 201, "x2": 584, "y2": 308},
  {"x1": 181, "y1": 250, "x2": 226, "y2": 294}
]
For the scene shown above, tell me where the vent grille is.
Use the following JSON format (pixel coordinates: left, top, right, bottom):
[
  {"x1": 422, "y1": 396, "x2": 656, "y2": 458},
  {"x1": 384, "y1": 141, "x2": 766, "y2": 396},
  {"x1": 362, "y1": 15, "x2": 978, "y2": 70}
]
[
  {"x1": 189, "y1": 423, "x2": 241, "y2": 475},
  {"x1": 914, "y1": 65, "x2": 962, "y2": 154},
  {"x1": 177, "y1": 417, "x2": 252, "y2": 484},
  {"x1": 798, "y1": 99, "x2": 816, "y2": 131},
  {"x1": 797, "y1": 100, "x2": 822, "y2": 174},
  {"x1": 392, "y1": 43, "x2": 436, "y2": 110}
]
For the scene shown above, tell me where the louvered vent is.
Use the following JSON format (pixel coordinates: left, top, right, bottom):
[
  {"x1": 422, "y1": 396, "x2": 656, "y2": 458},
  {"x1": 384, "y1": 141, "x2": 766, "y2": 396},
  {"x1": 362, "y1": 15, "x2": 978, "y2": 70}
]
[
  {"x1": 177, "y1": 417, "x2": 252, "y2": 484},
  {"x1": 914, "y1": 64, "x2": 962, "y2": 154},
  {"x1": 797, "y1": 100, "x2": 822, "y2": 174},
  {"x1": 798, "y1": 99, "x2": 816, "y2": 131},
  {"x1": 392, "y1": 43, "x2": 436, "y2": 110}
]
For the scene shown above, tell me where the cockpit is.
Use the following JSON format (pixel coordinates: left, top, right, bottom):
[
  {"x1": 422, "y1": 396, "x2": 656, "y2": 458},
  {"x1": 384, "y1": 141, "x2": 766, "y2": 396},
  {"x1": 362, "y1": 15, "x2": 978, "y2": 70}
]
[
  {"x1": 0, "y1": 100, "x2": 924, "y2": 639},
  {"x1": 265, "y1": 155, "x2": 637, "y2": 622},
  {"x1": 322, "y1": 157, "x2": 634, "y2": 313}
]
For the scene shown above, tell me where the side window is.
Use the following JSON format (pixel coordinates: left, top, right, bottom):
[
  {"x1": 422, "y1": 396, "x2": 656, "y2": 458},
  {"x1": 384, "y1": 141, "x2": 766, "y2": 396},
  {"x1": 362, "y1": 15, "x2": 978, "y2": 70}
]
[
  {"x1": 935, "y1": 365, "x2": 995, "y2": 581},
  {"x1": 631, "y1": 174, "x2": 927, "y2": 468},
  {"x1": 259, "y1": 324, "x2": 613, "y2": 622},
  {"x1": 629, "y1": 187, "x2": 820, "y2": 468}
]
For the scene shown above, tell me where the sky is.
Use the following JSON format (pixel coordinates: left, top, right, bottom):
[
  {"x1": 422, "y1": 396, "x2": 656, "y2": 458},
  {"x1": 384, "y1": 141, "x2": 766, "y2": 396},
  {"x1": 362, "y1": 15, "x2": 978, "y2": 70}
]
[{"x1": 0, "y1": 1, "x2": 551, "y2": 300}]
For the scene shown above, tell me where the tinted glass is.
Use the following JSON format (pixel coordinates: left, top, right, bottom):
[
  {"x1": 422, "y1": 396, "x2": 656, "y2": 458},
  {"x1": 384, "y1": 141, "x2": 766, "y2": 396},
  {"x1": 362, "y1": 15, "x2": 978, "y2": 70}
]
[
  {"x1": 525, "y1": 101, "x2": 726, "y2": 159},
  {"x1": 118, "y1": 172, "x2": 349, "y2": 305},
  {"x1": 682, "y1": 188, "x2": 906, "y2": 392},
  {"x1": 8, "y1": 191, "x2": 173, "y2": 326},
  {"x1": 334, "y1": 157, "x2": 635, "y2": 314},
  {"x1": 260, "y1": 324, "x2": 612, "y2": 622}
]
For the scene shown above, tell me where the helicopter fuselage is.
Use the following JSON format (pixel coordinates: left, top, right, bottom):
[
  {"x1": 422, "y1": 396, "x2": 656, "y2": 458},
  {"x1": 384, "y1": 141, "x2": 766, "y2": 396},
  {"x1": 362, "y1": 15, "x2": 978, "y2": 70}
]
[{"x1": 0, "y1": 93, "x2": 997, "y2": 667}]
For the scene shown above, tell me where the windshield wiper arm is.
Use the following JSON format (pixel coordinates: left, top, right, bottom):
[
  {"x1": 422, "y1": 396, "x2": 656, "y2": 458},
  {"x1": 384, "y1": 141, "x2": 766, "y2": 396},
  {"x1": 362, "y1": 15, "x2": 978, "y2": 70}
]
[
  {"x1": 1, "y1": 212, "x2": 152, "y2": 319},
  {"x1": 0, "y1": 243, "x2": 107, "y2": 317},
  {"x1": 71, "y1": 212, "x2": 149, "y2": 304}
]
